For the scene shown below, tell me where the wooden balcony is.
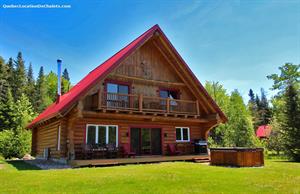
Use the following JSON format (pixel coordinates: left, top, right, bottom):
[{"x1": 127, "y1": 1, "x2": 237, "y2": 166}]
[{"x1": 97, "y1": 92, "x2": 200, "y2": 116}]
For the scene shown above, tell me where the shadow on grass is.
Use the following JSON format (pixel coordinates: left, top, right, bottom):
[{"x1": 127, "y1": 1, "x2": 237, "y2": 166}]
[
  {"x1": 273, "y1": 160, "x2": 299, "y2": 163},
  {"x1": 6, "y1": 160, "x2": 41, "y2": 170}
]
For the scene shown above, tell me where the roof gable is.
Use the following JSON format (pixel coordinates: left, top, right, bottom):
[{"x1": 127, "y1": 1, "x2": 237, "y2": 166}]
[{"x1": 28, "y1": 24, "x2": 226, "y2": 128}]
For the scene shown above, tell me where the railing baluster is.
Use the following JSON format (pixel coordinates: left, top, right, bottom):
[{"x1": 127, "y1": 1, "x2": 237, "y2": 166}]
[
  {"x1": 139, "y1": 94, "x2": 143, "y2": 112},
  {"x1": 167, "y1": 98, "x2": 170, "y2": 113}
]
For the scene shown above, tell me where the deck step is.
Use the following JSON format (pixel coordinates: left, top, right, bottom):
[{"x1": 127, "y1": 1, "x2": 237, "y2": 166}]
[{"x1": 193, "y1": 157, "x2": 210, "y2": 163}]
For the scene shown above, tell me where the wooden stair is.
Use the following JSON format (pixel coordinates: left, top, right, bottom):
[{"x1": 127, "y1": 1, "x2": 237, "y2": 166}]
[{"x1": 192, "y1": 156, "x2": 210, "y2": 163}]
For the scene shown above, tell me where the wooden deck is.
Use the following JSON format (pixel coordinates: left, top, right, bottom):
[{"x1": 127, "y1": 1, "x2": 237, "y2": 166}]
[{"x1": 70, "y1": 154, "x2": 210, "y2": 167}]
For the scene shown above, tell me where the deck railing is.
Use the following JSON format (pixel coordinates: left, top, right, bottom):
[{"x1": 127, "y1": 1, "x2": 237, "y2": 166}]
[{"x1": 101, "y1": 92, "x2": 199, "y2": 115}]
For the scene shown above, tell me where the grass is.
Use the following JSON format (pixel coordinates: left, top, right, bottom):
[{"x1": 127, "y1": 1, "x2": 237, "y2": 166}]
[{"x1": 0, "y1": 158, "x2": 299, "y2": 194}]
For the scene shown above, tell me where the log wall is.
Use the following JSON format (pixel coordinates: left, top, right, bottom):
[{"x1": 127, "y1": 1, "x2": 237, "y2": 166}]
[
  {"x1": 72, "y1": 117, "x2": 207, "y2": 159},
  {"x1": 32, "y1": 119, "x2": 67, "y2": 159}
]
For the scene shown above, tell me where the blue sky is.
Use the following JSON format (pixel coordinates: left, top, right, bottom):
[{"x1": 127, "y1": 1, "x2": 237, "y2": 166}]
[{"x1": 0, "y1": 0, "x2": 299, "y2": 100}]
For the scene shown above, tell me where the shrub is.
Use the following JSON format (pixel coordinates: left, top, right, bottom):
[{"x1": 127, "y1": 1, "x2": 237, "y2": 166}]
[{"x1": 0, "y1": 130, "x2": 31, "y2": 159}]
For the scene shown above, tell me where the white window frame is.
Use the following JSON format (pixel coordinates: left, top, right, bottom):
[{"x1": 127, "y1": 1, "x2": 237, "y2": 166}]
[
  {"x1": 175, "y1": 127, "x2": 190, "y2": 142},
  {"x1": 57, "y1": 125, "x2": 61, "y2": 151},
  {"x1": 86, "y1": 124, "x2": 118, "y2": 146}
]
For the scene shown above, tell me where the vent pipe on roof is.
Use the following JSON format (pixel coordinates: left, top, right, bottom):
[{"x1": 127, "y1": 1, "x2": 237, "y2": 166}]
[{"x1": 56, "y1": 59, "x2": 62, "y2": 104}]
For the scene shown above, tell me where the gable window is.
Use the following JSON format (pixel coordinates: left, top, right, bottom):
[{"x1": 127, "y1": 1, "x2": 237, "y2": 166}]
[
  {"x1": 86, "y1": 124, "x2": 118, "y2": 146},
  {"x1": 57, "y1": 125, "x2": 61, "y2": 151},
  {"x1": 176, "y1": 127, "x2": 190, "y2": 142},
  {"x1": 159, "y1": 89, "x2": 179, "y2": 99},
  {"x1": 160, "y1": 89, "x2": 179, "y2": 108},
  {"x1": 106, "y1": 82, "x2": 129, "y2": 108}
]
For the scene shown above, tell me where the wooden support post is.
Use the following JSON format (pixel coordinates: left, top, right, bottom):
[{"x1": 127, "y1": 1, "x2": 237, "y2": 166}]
[
  {"x1": 139, "y1": 94, "x2": 143, "y2": 112},
  {"x1": 167, "y1": 98, "x2": 170, "y2": 113},
  {"x1": 97, "y1": 89, "x2": 102, "y2": 109},
  {"x1": 196, "y1": 100, "x2": 200, "y2": 115}
]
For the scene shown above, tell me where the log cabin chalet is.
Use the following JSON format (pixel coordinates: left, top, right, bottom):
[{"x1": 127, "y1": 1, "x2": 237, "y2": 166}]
[{"x1": 27, "y1": 25, "x2": 227, "y2": 164}]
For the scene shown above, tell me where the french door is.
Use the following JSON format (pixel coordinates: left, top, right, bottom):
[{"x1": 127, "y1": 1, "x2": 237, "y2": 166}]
[{"x1": 130, "y1": 128, "x2": 162, "y2": 155}]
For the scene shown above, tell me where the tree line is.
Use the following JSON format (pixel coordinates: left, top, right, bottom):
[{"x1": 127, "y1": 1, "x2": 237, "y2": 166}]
[
  {"x1": 0, "y1": 52, "x2": 71, "y2": 158},
  {"x1": 205, "y1": 63, "x2": 300, "y2": 161}
]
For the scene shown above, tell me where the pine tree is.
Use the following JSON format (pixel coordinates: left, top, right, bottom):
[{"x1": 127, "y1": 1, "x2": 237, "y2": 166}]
[
  {"x1": 0, "y1": 56, "x2": 9, "y2": 103},
  {"x1": 0, "y1": 88, "x2": 17, "y2": 131},
  {"x1": 268, "y1": 63, "x2": 300, "y2": 160},
  {"x1": 282, "y1": 84, "x2": 300, "y2": 161},
  {"x1": 248, "y1": 89, "x2": 257, "y2": 120},
  {"x1": 14, "y1": 52, "x2": 27, "y2": 100},
  {"x1": 6, "y1": 58, "x2": 14, "y2": 88},
  {"x1": 26, "y1": 63, "x2": 35, "y2": 105},
  {"x1": 258, "y1": 88, "x2": 272, "y2": 125},
  {"x1": 248, "y1": 89, "x2": 255, "y2": 104},
  {"x1": 62, "y1": 68, "x2": 70, "y2": 81},
  {"x1": 62, "y1": 68, "x2": 70, "y2": 94},
  {"x1": 35, "y1": 66, "x2": 50, "y2": 113}
]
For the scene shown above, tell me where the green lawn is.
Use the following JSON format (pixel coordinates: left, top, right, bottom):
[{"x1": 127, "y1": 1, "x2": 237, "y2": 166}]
[{"x1": 0, "y1": 159, "x2": 299, "y2": 194}]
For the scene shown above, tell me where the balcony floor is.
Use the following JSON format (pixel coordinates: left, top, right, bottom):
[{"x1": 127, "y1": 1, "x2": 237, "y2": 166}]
[{"x1": 70, "y1": 154, "x2": 210, "y2": 167}]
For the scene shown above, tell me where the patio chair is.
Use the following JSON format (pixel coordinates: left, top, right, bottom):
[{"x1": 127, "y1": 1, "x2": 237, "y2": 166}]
[
  {"x1": 120, "y1": 144, "x2": 136, "y2": 158},
  {"x1": 167, "y1": 144, "x2": 182, "y2": 156},
  {"x1": 106, "y1": 144, "x2": 118, "y2": 159},
  {"x1": 82, "y1": 144, "x2": 93, "y2": 159}
]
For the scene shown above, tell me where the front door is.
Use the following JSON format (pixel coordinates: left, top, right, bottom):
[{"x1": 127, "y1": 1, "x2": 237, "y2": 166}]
[{"x1": 130, "y1": 128, "x2": 162, "y2": 155}]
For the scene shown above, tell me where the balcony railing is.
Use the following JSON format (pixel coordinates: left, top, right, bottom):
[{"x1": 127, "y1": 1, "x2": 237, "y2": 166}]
[{"x1": 100, "y1": 92, "x2": 199, "y2": 115}]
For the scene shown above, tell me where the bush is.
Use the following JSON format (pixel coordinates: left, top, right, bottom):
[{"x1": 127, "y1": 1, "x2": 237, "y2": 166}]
[{"x1": 0, "y1": 130, "x2": 31, "y2": 159}]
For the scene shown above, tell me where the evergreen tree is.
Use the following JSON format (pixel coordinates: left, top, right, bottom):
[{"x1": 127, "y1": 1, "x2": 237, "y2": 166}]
[
  {"x1": 257, "y1": 88, "x2": 272, "y2": 126},
  {"x1": 282, "y1": 84, "x2": 300, "y2": 161},
  {"x1": 0, "y1": 88, "x2": 17, "y2": 131},
  {"x1": 35, "y1": 66, "x2": 50, "y2": 113},
  {"x1": 6, "y1": 58, "x2": 14, "y2": 88},
  {"x1": 248, "y1": 89, "x2": 255, "y2": 104},
  {"x1": 0, "y1": 56, "x2": 9, "y2": 103},
  {"x1": 62, "y1": 68, "x2": 70, "y2": 81},
  {"x1": 248, "y1": 89, "x2": 258, "y2": 125},
  {"x1": 268, "y1": 63, "x2": 300, "y2": 160},
  {"x1": 62, "y1": 68, "x2": 70, "y2": 94},
  {"x1": 14, "y1": 52, "x2": 27, "y2": 100},
  {"x1": 26, "y1": 63, "x2": 35, "y2": 105}
]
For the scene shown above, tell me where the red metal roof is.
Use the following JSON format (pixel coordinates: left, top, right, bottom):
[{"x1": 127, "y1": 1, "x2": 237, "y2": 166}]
[
  {"x1": 27, "y1": 24, "x2": 227, "y2": 128},
  {"x1": 256, "y1": 125, "x2": 272, "y2": 138}
]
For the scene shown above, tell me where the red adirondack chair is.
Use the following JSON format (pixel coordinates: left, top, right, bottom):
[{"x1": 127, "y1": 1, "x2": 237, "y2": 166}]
[
  {"x1": 168, "y1": 144, "x2": 182, "y2": 155},
  {"x1": 120, "y1": 144, "x2": 136, "y2": 158}
]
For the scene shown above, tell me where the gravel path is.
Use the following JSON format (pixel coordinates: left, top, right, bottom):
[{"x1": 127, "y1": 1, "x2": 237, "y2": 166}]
[{"x1": 25, "y1": 159, "x2": 71, "y2": 170}]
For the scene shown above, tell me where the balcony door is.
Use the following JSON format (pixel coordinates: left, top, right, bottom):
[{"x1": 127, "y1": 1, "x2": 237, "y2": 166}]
[
  {"x1": 130, "y1": 128, "x2": 162, "y2": 155},
  {"x1": 106, "y1": 82, "x2": 129, "y2": 108}
]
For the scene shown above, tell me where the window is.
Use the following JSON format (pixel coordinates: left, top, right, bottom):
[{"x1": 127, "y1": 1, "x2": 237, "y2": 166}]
[
  {"x1": 57, "y1": 125, "x2": 61, "y2": 151},
  {"x1": 159, "y1": 89, "x2": 179, "y2": 107},
  {"x1": 107, "y1": 83, "x2": 129, "y2": 94},
  {"x1": 86, "y1": 125, "x2": 118, "y2": 146},
  {"x1": 159, "y1": 89, "x2": 179, "y2": 99},
  {"x1": 106, "y1": 82, "x2": 129, "y2": 108},
  {"x1": 175, "y1": 127, "x2": 190, "y2": 142}
]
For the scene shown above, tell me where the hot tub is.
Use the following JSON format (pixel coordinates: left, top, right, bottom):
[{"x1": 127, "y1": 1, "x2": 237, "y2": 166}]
[{"x1": 210, "y1": 147, "x2": 264, "y2": 167}]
